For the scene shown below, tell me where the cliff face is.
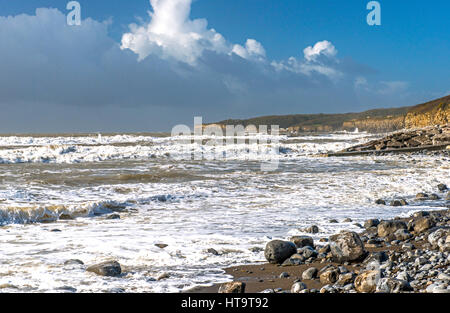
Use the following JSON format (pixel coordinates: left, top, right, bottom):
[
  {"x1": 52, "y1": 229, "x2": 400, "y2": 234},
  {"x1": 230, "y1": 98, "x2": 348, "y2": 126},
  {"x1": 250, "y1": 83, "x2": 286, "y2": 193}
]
[
  {"x1": 405, "y1": 98, "x2": 449, "y2": 129},
  {"x1": 342, "y1": 116, "x2": 405, "y2": 133},
  {"x1": 331, "y1": 96, "x2": 449, "y2": 132}
]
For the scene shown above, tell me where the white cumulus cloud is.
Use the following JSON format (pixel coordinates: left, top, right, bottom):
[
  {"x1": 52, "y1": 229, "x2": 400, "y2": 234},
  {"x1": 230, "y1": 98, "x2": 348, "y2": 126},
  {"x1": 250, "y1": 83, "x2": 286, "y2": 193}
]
[
  {"x1": 232, "y1": 39, "x2": 266, "y2": 61},
  {"x1": 121, "y1": 0, "x2": 233, "y2": 64},
  {"x1": 303, "y1": 40, "x2": 337, "y2": 62}
]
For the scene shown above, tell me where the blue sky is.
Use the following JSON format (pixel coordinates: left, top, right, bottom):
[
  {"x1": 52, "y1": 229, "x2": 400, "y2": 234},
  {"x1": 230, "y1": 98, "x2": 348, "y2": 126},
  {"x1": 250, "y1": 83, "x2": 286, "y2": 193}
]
[{"x1": 0, "y1": 0, "x2": 448, "y2": 132}]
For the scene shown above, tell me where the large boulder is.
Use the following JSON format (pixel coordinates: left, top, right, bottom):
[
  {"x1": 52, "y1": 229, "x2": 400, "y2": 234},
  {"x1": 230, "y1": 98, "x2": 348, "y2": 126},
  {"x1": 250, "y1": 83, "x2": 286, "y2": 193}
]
[
  {"x1": 377, "y1": 220, "x2": 407, "y2": 237},
  {"x1": 364, "y1": 219, "x2": 380, "y2": 229},
  {"x1": 218, "y1": 282, "x2": 245, "y2": 293},
  {"x1": 264, "y1": 240, "x2": 297, "y2": 264},
  {"x1": 428, "y1": 228, "x2": 450, "y2": 252},
  {"x1": 394, "y1": 229, "x2": 413, "y2": 241},
  {"x1": 86, "y1": 261, "x2": 122, "y2": 277},
  {"x1": 289, "y1": 235, "x2": 314, "y2": 248},
  {"x1": 354, "y1": 270, "x2": 380, "y2": 293},
  {"x1": 414, "y1": 217, "x2": 435, "y2": 233},
  {"x1": 329, "y1": 231, "x2": 366, "y2": 263}
]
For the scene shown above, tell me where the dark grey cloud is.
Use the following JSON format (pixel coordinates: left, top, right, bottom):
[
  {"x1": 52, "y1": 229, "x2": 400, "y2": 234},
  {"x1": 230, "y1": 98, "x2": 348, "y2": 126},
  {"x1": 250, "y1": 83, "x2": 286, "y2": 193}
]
[{"x1": 0, "y1": 7, "x2": 421, "y2": 133}]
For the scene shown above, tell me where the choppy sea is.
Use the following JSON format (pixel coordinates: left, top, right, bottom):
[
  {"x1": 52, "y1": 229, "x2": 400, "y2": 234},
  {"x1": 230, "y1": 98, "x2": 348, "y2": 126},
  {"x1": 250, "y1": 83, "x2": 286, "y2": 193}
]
[{"x1": 0, "y1": 132, "x2": 448, "y2": 292}]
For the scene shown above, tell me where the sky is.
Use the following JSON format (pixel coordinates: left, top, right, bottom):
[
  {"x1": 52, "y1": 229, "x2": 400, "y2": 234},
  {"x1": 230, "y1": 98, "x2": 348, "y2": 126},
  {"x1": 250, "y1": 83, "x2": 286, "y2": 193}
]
[{"x1": 0, "y1": 0, "x2": 449, "y2": 133}]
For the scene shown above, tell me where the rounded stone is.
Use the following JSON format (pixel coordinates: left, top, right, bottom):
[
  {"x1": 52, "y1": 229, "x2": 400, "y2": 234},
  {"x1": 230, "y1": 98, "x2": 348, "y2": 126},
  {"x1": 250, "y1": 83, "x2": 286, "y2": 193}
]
[{"x1": 264, "y1": 240, "x2": 297, "y2": 264}]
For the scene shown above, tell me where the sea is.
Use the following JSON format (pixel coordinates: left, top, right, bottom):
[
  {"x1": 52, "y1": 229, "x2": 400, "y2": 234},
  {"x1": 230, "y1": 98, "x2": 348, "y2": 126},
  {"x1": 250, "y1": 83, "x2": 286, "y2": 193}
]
[{"x1": 0, "y1": 131, "x2": 448, "y2": 292}]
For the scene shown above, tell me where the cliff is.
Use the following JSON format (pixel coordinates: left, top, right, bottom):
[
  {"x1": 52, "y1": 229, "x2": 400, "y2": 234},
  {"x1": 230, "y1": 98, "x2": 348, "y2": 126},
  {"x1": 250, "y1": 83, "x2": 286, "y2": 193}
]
[
  {"x1": 342, "y1": 115, "x2": 405, "y2": 133},
  {"x1": 208, "y1": 95, "x2": 450, "y2": 133},
  {"x1": 405, "y1": 95, "x2": 450, "y2": 128}
]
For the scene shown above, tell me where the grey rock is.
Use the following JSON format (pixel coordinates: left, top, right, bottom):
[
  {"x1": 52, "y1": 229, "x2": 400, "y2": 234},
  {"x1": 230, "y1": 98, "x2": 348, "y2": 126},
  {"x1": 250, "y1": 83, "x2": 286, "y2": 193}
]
[
  {"x1": 376, "y1": 278, "x2": 412, "y2": 293},
  {"x1": 218, "y1": 282, "x2": 245, "y2": 293},
  {"x1": 354, "y1": 270, "x2": 380, "y2": 293},
  {"x1": 157, "y1": 272, "x2": 170, "y2": 280},
  {"x1": 305, "y1": 225, "x2": 319, "y2": 234},
  {"x1": 302, "y1": 267, "x2": 318, "y2": 280},
  {"x1": 364, "y1": 219, "x2": 380, "y2": 229},
  {"x1": 415, "y1": 192, "x2": 429, "y2": 200},
  {"x1": 414, "y1": 217, "x2": 435, "y2": 233},
  {"x1": 289, "y1": 235, "x2": 314, "y2": 248},
  {"x1": 106, "y1": 214, "x2": 120, "y2": 220},
  {"x1": 390, "y1": 199, "x2": 408, "y2": 207},
  {"x1": 282, "y1": 254, "x2": 304, "y2": 266},
  {"x1": 298, "y1": 246, "x2": 317, "y2": 259},
  {"x1": 336, "y1": 272, "x2": 355, "y2": 286},
  {"x1": 279, "y1": 272, "x2": 289, "y2": 278},
  {"x1": 291, "y1": 282, "x2": 307, "y2": 293},
  {"x1": 264, "y1": 240, "x2": 297, "y2": 264},
  {"x1": 86, "y1": 261, "x2": 122, "y2": 277},
  {"x1": 64, "y1": 259, "x2": 84, "y2": 266},
  {"x1": 329, "y1": 231, "x2": 367, "y2": 263},
  {"x1": 437, "y1": 273, "x2": 450, "y2": 281},
  {"x1": 438, "y1": 183, "x2": 448, "y2": 192},
  {"x1": 206, "y1": 248, "x2": 219, "y2": 255},
  {"x1": 396, "y1": 271, "x2": 411, "y2": 282},
  {"x1": 377, "y1": 220, "x2": 407, "y2": 237},
  {"x1": 394, "y1": 229, "x2": 413, "y2": 241}
]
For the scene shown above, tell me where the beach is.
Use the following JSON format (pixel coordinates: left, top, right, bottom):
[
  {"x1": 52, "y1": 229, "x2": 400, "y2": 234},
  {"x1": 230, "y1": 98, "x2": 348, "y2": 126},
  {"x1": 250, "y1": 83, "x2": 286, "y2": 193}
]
[{"x1": 190, "y1": 208, "x2": 450, "y2": 293}]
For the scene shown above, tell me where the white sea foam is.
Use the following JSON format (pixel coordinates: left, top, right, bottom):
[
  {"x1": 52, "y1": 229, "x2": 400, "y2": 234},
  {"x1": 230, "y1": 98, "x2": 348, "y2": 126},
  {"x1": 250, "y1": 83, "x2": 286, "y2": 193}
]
[{"x1": 0, "y1": 133, "x2": 373, "y2": 164}]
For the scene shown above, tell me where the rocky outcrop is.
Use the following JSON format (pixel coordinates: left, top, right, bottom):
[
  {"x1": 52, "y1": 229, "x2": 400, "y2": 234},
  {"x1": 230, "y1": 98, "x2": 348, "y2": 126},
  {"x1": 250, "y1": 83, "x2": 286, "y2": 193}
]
[{"x1": 342, "y1": 124, "x2": 450, "y2": 153}]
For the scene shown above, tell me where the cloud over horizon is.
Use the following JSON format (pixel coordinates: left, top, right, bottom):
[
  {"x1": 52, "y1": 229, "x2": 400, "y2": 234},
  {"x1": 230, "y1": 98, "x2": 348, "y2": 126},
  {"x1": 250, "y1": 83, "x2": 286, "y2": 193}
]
[{"x1": 0, "y1": 0, "x2": 433, "y2": 132}]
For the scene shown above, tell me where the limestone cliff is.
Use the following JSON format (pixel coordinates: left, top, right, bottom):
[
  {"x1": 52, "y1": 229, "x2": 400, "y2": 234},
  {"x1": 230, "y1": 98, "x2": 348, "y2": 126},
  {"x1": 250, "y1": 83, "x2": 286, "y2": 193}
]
[
  {"x1": 405, "y1": 96, "x2": 450, "y2": 128},
  {"x1": 342, "y1": 116, "x2": 405, "y2": 133}
]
